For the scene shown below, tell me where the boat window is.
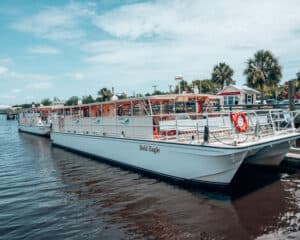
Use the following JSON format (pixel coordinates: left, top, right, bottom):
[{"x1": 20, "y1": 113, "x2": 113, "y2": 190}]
[
  {"x1": 152, "y1": 104, "x2": 160, "y2": 115},
  {"x1": 175, "y1": 103, "x2": 185, "y2": 113},
  {"x1": 186, "y1": 102, "x2": 196, "y2": 112},
  {"x1": 247, "y1": 95, "x2": 252, "y2": 104}
]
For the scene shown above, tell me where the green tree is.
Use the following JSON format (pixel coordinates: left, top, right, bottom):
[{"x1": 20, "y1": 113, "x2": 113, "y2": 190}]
[
  {"x1": 295, "y1": 71, "x2": 300, "y2": 91},
  {"x1": 82, "y1": 95, "x2": 95, "y2": 104},
  {"x1": 175, "y1": 80, "x2": 192, "y2": 93},
  {"x1": 97, "y1": 88, "x2": 113, "y2": 101},
  {"x1": 135, "y1": 93, "x2": 144, "y2": 97},
  {"x1": 192, "y1": 79, "x2": 217, "y2": 94},
  {"x1": 118, "y1": 92, "x2": 128, "y2": 100},
  {"x1": 12, "y1": 103, "x2": 32, "y2": 108},
  {"x1": 244, "y1": 50, "x2": 282, "y2": 103},
  {"x1": 152, "y1": 90, "x2": 164, "y2": 95},
  {"x1": 41, "y1": 98, "x2": 52, "y2": 106},
  {"x1": 211, "y1": 62, "x2": 234, "y2": 90},
  {"x1": 65, "y1": 96, "x2": 79, "y2": 106}
]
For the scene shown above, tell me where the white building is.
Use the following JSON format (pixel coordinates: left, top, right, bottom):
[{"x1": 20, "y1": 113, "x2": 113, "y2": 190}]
[{"x1": 218, "y1": 85, "x2": 259, "y2": 105}]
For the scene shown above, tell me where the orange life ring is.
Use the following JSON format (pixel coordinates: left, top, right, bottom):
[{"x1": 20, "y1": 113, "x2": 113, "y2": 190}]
[
  {"x1": 230, "y1": 112, "x2": 248, "y2": 133},
  {"x1": 153, "y1": 127, "x2": 159, "y2": 140}
]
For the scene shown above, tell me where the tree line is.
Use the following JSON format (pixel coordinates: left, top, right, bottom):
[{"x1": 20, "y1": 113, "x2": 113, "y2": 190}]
[{"x1": 13, "y1": 49, "x2": 300, "y2": 108}]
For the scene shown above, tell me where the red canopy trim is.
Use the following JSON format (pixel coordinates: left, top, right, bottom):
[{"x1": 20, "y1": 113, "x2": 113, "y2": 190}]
[{"x1": 219, "y1": 91, "x2": 241, "y2": 96}]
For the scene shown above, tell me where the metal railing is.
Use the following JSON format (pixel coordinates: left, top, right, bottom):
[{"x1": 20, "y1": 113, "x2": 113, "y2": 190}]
[{"x1": 51, "y1": 109, "x2": 300, "y2": 146}]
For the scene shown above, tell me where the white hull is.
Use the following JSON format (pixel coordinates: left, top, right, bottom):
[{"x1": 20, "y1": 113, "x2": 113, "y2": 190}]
[
  {"x1": 18, "y1": 124, "x2": 51, "y2": 137},
  {"x1": 244, "y1": 142, "x2": 291, "y2": 167},
  {"x1": 50, "y1": 132, "x2": 248, "y2": 186}
]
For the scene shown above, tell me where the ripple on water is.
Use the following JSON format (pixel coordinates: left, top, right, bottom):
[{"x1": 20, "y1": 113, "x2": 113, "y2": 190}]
[{"x1": 2, "y1": 118, "x2": 300, "y2": 239}]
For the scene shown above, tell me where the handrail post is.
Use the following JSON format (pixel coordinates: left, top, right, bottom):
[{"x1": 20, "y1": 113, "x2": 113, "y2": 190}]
[
  {"x1": 269, "y1": 110, "x2": 276, "y2": 134},
  {"x1": 176, "y1": 119, "x2": 178, "y2": 141},
  {"x1": 196, "y1": 122, "x2": 199, "y2": 143}
]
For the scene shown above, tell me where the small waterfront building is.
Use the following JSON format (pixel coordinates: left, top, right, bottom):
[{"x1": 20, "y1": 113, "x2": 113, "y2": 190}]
[{"x1": 217, "y1": 85, "x2": 259, "y2": 105}]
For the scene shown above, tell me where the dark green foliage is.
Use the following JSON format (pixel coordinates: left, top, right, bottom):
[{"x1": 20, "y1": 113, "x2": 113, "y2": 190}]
[
  {"x1": 41, "y1": 98, "x2": 52, "y2": 106},
  {"x1": 244, "y1": 50, "x2": 282, "y2": 103},
  {"x1": 118, "y1": 93, "x2": 128, "y2": 100},
  {"x1": 175, "y1": 80, "x2": 192, "y2": 93},
  {"x1": 97, "y1": 88, "x2": 113, "y2": 102},
  {"x1": 296, "y1": 71, "x2": 300, "y2": 91},
  {"x1": 82, "y1": 95, "x2": 95, "y2": 104},
  {"x1": 192, "y1": 79, "x2": 217, "y2": 94},
  {"x1": 12, "y1": 103, "x2": 32, "y2": 108},
  {"x1": 65, "y1": 96, "x2": 79, "y2": 106},
  {"x1": 211, "y1": 62, "x2": 235, "y2": 90}
]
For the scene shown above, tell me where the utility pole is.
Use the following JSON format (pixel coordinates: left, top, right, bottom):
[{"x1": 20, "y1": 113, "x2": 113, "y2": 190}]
[
  {"x1": 288, "y1": 80, "x2": 295, "y2": 111},
  {"x1": 175, "y1": 75, "x2": 183, "y2": 94},
  {"x1": 168, "y1": 85, "x2": 173, "y2": 93}
]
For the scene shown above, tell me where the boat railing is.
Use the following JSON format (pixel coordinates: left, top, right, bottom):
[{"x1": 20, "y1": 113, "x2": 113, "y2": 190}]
[{"x1": 51, "y1": 109, "x2": 298, "y2": 146}]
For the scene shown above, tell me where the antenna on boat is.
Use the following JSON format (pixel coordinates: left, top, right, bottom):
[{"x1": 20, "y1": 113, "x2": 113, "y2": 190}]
[{"x1": 175, "y1": 75, "x2": 183, "y2": 95}]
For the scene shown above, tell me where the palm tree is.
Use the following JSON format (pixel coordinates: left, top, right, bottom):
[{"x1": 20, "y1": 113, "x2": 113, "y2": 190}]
[
  {"x1": 244, "y1": 50, "x2": 282, "y2": 104},
  {"x1": 211, "y1": 62, "x2": 234, "y2": 90},
  {"x1": 295, "y1": 71, "x2": 300, "y2": 91},
  {"x1": 97, "y1": 88, "x2": 113, "y2": 102},
  {"x1": 192, "y1": 79, "x2": 217, "y2": 94}
]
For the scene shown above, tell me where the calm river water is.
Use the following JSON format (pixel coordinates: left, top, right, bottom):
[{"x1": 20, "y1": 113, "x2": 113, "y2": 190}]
[{"x1": 1, "y1": 115, "x2": 300, "y2": 239}]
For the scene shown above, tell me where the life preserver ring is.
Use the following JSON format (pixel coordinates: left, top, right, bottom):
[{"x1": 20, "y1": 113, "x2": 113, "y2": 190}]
[
  {"x1": 230, "y1": 112, "x2": 248, "y2": 133},
  {"x1": 153, "y1": 127, "x2": 159, "y2": 140}
]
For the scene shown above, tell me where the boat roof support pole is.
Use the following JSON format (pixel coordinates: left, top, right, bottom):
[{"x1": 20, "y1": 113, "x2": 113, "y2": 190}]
[
  {"x1": 114, "y1": 102, "x2": 117, "y2": 136},
  {"x1": 100, "y1": 104, "x2": 103, "y2": 118},
  {"x1": 148, "y1": 99, "x2": 153, "y2": 116},
  {"x1": 173, "y1": 99, "x2": 176, "y2": 116},
  {"x1": 160, "y1": 102, "x2": 162, "y2": 121}
]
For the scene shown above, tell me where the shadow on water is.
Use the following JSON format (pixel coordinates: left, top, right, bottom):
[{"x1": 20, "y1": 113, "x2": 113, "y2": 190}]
[{"x1": 13, "y1": 130, "x2": 300, "y2": 239}]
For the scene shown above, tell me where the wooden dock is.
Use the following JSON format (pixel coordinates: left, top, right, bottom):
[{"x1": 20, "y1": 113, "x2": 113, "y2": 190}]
[{"x1": 283, "y1": 147, "x2": 300, "y2": 167}]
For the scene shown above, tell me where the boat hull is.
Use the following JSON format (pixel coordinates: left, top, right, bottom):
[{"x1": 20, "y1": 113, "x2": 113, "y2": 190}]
[
  {"x1": 50, "y1": 132, "x2": 248, "y2": 186},
  {"x1": 18, "y1": 125, "x2": 51, "y2": 137},
  {"x1": 244, "y1": 141, "x2": 291, "y2": 167}
]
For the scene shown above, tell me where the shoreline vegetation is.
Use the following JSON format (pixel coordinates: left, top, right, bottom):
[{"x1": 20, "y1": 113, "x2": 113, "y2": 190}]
[{"x1": 10, "y1": 50, "x2": 300, "y2": 109}]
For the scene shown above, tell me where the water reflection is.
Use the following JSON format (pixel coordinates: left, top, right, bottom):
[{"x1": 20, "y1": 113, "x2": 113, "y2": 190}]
[
  {"x1": 48, "y1": 144, "x2": 300, "y2": 239},
  {"x1": 4, "y1": 120, "x2": 300, "y2": 239}
]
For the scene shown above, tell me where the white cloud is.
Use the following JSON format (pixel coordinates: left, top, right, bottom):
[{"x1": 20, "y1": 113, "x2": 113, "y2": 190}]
[
  {"x1": 94, "y1": 0, "x2": 300, "y2": 43},
  {"x1": 0, "y1": 58, "x2": 12, "y2": 65},
  {"x1": 0, "y1": 66, "x2": 8, "y2": 74},
  {"x1": 0, "y1": 95, "x2": 16, "y2": 99},
  {"x1": 73, "y1": 72, "x2": 84, "y2": 80},
  {"x1": 11, "y1": 2, "x2": 95, "y2": 40},
  {"x1": 88, "y1": 0, "x2": 300, "y2": 85},
  {"x1": 6, "y1": 72, "x2": 55, "y2": 82},
  {"x1": 29, "y1": 45, "x2": 61, "y2": 55},
  {"x1": 27, "y1": 82, "x2": 52, "y2": 89},
  {"x1": 11, "y1": 88, "x2": 21, "y2": 93},
  {"x1": 5, "y1": 0, "x2": 300, "y2": 102},
  {"x1": 64, "y1": 72, "x2": 85, "y2": 80}
]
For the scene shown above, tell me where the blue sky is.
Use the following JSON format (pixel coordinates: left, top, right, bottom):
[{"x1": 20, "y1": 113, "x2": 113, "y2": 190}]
[{"x1": 1, "y1": 0, "x2": 300, "y2": 105}]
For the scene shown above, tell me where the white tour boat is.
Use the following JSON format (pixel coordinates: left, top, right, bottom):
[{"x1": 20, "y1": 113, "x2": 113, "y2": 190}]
[
  {"x1": 18, "y1": 106, "x2": 52, "y2": 137},
  {"x1": 49, "y1": 94, "x2": 300, "y2": 187}
]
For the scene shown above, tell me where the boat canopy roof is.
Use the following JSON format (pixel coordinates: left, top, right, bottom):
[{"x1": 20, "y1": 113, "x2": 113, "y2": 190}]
[
  {"x1": 18, "y1": 106, "x2": 53, "y2": 113},
  {"x1": 56, "y1": 93, "x2": 221, "y2": 110}
]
